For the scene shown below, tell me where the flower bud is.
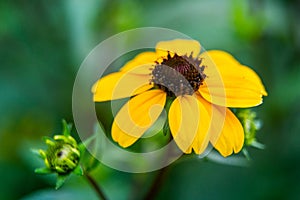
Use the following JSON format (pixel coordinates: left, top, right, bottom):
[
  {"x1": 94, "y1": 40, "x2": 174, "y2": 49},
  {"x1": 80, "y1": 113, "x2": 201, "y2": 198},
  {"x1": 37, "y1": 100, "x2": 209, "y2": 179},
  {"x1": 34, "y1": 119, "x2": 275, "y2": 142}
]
[
  {"x1": 44, "y1": 136, "x2": 80, "y2": 174},
  {"x1": 237, "y1": 109, "x2": 265, "y2": 149}
]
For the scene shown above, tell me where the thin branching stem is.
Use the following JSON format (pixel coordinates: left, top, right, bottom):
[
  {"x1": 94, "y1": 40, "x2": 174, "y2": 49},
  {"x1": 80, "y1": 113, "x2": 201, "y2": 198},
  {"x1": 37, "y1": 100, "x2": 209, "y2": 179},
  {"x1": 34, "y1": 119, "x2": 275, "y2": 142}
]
[
  {"x1": 85, "y1": 173, "x2": 108, "y2": 200},
  {"x1": 143, "y1": 166, "x2": 169, "y2": 200}
]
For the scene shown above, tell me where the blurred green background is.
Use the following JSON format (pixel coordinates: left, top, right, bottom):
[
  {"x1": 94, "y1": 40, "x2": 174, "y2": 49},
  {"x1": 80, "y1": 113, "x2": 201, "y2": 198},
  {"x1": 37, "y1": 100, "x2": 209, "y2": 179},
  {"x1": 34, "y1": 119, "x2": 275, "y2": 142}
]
[{"x1": 1, "y1": 0, "x2": 300, "y2": 199}]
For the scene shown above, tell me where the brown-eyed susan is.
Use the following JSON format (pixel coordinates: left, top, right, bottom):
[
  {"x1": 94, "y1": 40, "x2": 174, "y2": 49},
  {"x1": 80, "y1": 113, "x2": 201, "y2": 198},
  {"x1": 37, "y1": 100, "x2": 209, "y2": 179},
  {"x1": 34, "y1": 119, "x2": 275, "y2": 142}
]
[{"x1": 92, "y1": 39, "x2": 267, "y2": 157}]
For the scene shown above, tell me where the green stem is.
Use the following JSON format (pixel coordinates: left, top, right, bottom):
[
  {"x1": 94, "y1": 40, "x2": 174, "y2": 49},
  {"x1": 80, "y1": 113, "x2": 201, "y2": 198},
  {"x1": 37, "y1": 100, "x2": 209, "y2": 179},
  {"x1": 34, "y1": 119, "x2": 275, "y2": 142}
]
[
  {"x1": 85, "y1": 173, "x2": 108, "y2": 200},
  {"x1": 143, "y1": 135, "x2": 173, "y2": 200},
  {"x1": 142, "y1": 97, "x2": 174, "y2": 200},
  {"x1": 143, "y1": 166, "x2": 169, "y2": 200}
]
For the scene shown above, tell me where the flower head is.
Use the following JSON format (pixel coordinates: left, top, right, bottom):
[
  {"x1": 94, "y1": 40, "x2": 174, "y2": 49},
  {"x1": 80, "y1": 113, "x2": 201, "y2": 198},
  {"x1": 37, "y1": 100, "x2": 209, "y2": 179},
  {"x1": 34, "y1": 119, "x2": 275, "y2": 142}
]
[{"x1": 93, "y1": 39, "x2": 267, "y2": 157}]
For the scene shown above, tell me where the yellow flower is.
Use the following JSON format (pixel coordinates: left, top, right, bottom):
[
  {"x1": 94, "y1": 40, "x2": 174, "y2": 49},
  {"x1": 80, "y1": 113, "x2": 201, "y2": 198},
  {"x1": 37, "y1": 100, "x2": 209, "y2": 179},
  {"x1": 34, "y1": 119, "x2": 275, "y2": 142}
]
[{"x1": 93, "y1": 39, "x2": 267, "y2": 157}]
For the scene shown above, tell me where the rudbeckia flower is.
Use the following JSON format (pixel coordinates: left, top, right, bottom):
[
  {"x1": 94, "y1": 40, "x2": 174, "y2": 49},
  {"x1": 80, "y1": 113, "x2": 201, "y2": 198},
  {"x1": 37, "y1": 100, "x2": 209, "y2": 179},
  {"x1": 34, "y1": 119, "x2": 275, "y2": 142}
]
[{"x1": 93, "y1": 39, "x2": 267, "y2": 157}]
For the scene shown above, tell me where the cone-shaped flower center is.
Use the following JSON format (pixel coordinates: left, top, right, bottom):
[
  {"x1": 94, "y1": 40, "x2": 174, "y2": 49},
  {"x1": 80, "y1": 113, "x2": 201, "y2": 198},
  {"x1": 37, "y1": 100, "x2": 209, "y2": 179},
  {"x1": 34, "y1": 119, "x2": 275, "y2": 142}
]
[{"x1": 151, "y1": 53, "x2": 206, "y2": 97}]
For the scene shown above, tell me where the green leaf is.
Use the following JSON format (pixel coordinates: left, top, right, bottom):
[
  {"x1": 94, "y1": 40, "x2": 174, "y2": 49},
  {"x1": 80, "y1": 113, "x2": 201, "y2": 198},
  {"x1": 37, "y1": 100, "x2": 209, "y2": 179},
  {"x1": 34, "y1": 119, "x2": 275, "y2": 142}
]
[{"x1": 55, "y1": 175, "x2": 68, "y2": 189}]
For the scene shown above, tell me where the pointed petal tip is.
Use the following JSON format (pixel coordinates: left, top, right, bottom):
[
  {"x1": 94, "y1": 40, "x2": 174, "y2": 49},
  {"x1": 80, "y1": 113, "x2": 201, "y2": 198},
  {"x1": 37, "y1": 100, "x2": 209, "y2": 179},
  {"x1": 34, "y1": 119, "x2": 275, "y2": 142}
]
[{"x1": 262, "y1": 89, "x2": 268, "y2": 96}]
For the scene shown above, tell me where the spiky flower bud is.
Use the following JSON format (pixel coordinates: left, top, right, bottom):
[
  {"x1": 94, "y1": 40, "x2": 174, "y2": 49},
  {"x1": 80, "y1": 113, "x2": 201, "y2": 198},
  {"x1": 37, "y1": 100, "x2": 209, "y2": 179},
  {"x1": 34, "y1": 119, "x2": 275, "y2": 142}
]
[
  {"x1": 33, "y1": 120, "x2": 83, "y2": 189},
  {"x1": 237, "y1": 109, "x2": 265, "y2": 149},
  {"x1": 43, "y1": 135, "x2": 80, "y2": 174}
]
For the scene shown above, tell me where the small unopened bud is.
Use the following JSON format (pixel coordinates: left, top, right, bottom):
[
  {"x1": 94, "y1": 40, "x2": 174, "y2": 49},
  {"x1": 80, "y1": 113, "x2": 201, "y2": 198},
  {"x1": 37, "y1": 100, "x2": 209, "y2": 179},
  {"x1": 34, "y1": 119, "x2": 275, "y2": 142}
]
[
  {"x1": 45, "y1": 138, "x2": 80, "y2": 174},
  {"x1": 34, "y1": 120, "x2": 83, "y2": 189},
  {"x1": 237, "y1": 109, "x2": 265, "y2": 149}
]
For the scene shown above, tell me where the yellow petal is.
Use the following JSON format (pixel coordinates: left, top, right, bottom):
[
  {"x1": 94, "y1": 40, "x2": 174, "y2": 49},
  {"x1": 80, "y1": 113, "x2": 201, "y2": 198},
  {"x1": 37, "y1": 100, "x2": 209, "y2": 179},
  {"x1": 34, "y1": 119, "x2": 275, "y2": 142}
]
[
  {"x1": 168, "y1": 95, "x2": 209, "y2": 154},
  {"x1": 120, "y1": 52, "x2": 158, "y2": 72},
  {"x1": 204, "y1": 50, "x2": 240, "y2": 66},
  {"x1": 210, "y1": 107, "x2": 244, "y2": 157},
  {"x1": 206, "y1": 50, "x2": 267, "y2": 96},
  {"x1": 190, "y1": 94, "x2": 211, "y2": 154},
  {"x1": 195, "y1": 94, "x2": 243, "y2": 156},
  {"x1": 156, "y1": 39, "x2": 201, "y2": 58},
  {"x1": 194, "y1": 93, "x2": 225, "y2": 152},
  {"x1": 93, "y1": 65, "x2": 153, "y2": 101},
  {"x1": 112, "y1": 90, "x2": 166, "y2": 147},
  {"x1": 200, "y1": 51, "x2": 267, "y2": 107}
]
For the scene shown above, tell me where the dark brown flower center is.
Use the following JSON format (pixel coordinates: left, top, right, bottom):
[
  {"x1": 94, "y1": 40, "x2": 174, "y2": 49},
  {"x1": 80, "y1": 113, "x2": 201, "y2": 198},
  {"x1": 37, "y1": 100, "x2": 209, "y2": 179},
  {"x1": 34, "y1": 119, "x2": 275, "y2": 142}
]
[{"x1": 151, "y1": 53, "x2": 206, "y2": 97}]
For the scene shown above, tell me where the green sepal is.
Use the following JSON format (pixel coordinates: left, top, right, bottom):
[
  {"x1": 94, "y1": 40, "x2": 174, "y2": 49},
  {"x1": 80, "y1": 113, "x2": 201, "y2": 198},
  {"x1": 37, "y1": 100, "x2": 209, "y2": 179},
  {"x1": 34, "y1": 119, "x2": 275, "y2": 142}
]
[
  {"x1": 35, "y1": 167, "x2": 52, "y2": 174},
  {"x1": 73, "y1": 165, "x2": 84, "y2": 176},
  {"x1": 62, "y1": 119, "x2": 72, "y2": 136},
  {"x1": 53, "y1": 135, "x2": 77, "y2": 147},
  {"x1": 242, "y1": 148, "x2": 251, "y2": 161},
  {"x1": 42, "y1": 136, "x2": 55, "y2": 146},
  {"x1": 250, "y1": 140, "x2": 265, "y2": 149},
  {"x1": 55, "y1": 175, "x2": 68, "y2": 190},
  {"x1": 31, "y1": 148, "x2": 45, "y2": 159}
]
